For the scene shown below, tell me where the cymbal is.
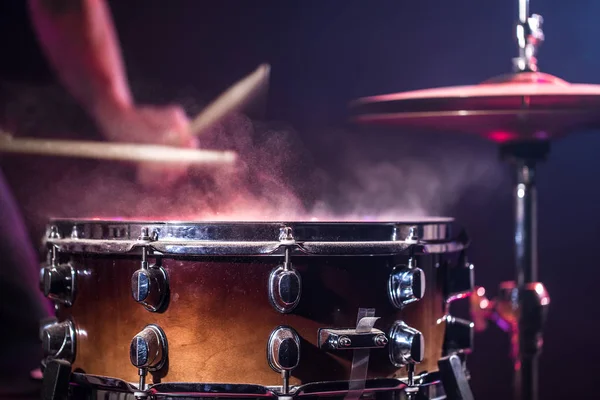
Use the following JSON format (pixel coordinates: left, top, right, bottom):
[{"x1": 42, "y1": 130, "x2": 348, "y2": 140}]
[{"x1": 349, "y1": 72, "x2": 600, "y2": 143}]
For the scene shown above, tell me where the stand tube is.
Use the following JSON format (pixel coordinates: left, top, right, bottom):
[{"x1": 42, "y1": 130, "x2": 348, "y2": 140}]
[
  {"x1": 515, "y1": 162, "x2": 538, "y2": 286},
  {"x1": 501, "y1": 141, "x2": 550, "y2": 400},
  {"x1": 514, "y1": 161, "x2": 538, "y2": 400}
]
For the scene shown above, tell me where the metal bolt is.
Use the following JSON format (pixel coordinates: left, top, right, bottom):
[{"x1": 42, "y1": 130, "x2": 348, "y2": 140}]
[
  {"x1": 139, "y1": 227, "x2": 151, "y2": 241},
  {"x1": 374, "y1": 334, "x2": 388, "y2": 347},
  {"x1": 405, "y1": 226, "x2": 418, "y2": 243},
  {"x1": 48, "y1": 225, "x2": 61, "y2": 239},
  {"x1": 339, "y1": 336, "x2": 352, "y2": 347},
  {"x1": 279, "y1": 226, "x2": 294, "y2": 242},
  {"x1": 140, "y1": 228, "x2": 159, "y2": 242}
]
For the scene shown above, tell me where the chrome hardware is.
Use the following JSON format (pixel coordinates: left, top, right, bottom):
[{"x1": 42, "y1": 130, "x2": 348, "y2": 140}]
[
  {"x1": 278, "y1": 226, "x2": 295, "y2": 244},
  {"x1": 41, "y1": 320, "x2": 76, "y2": 363},
  {"x1": 513, "y1": 0, "x2": 544, "y2": 73},
  {"x1": 132, "y1": 246, "x2": 169, "y2": 312},
  {"x1": 39, "y1": 316, "x2": 58, "y2": 340},
  {"x1": 405, "y1": 363, "x2": 419, "y2": 400},
  {"x1": 441, "y1": 315, "x2": 475, "y2": 354},
  {"x1": 266, "y1": 326, "x2": 301, "y2": 372},
  {"x1": 268, "y1": 248, "x2": 301, "y2": 314},
  {"x1": 130, "y1": 324, "x2": 168, "y2": 392},
  {"x1": 374, "y1": 334, "x2": 388, "y2": 347},
  {"x1": 318, "y1": 328, "x2": 388, "y2": 351},
  {"x1": 266, "y1": 326, "x2": 300, "y2": 394},
  {"x1": 47, "y1": 225, "x2": 61, "y2": 239},
  {"x1": 405, "y1": 226, "x2": 419, "y2": 243},
  {"x1": 138, "y1": 227, "x2": 158, "y2": 242},
  {"x1": 268, "y1": 266, "x2": 301, "y2": 313},
  {"x1": 388, "y1": 321, "x2": 424, "y2": 367},
  {"x1": 68, "y1": 369, "x2": 445, "y2": 398},
  {"x1": 131, "y1": 267, "x2": 168, "y2": 312},
  {"x1": 44, "y1": 219, "x2": 465, "y2": 256},
  {"x1": 130, "y1": 324, "x2": 168, "y2": 370},
  {"x1": 39, "y1": 264, "x2": 46, "y2": 292},
  {"x1": 42, "y1": 263, "x2": 76, "y2": 306},
  {"x1": 445, "y1": 257, "x2": 475, "y2": 302},
  {"x1": 388, "y1": 258, "x2": 425, "y2": 309}
]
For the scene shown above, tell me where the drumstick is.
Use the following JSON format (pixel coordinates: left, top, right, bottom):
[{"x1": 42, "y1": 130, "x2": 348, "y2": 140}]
[
  {"x1": 0, "y1": 133, "x2": 237, "y2": 165},
  {"x1": 189, "y1": 63, "x2": 271, "y2": 135}
]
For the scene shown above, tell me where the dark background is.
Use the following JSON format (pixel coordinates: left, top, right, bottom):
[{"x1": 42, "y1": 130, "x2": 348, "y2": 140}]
[{"x1": 1, "y1": 1, "x2": 599, "y2": 399}]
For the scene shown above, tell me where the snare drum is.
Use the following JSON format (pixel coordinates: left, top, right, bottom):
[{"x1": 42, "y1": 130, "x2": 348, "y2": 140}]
[{"x1": 39, "y1": 219, "x2": 475, "y2": 399}]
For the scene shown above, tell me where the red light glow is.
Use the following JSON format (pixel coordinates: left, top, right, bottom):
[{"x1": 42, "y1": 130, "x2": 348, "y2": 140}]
[{"x1": 488, "y1": 131, "x2": 518, "y2": 143}]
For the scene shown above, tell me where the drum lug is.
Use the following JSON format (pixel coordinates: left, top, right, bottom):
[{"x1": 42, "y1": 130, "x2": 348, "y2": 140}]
[
  {"x1": 129, "y1": 324, "x2": 168, "y2": 394},
  {"x1": 41, "y1": 246, "x2": 77, "y2": 307},
  {"x1": 268, "y1": 245, "x2": 301, "y2": 313},
  {"x1": 41, "y1": 319, "x2": 77, "y2": 363},
  {"x1": 388, "y1": 258, "x2": 426, "y2": 309},
  {"x1": 266, "y1": 326, "x2": 300, "y2": 395},
  {"x1": 132, "y1": 229, "x2": 169, "y2": 312},
  {"x1": 388, "y1": 320, "x2": 424, "y2": 367}
]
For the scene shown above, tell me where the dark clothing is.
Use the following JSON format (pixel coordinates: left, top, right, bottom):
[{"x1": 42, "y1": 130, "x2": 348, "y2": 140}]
[{"x1": 0, "y1": 170, "x2": 51, "y2": 398}]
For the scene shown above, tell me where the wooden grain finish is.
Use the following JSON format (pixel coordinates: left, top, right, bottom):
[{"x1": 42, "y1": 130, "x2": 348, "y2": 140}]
[{"x1": 57, "y1": 253, "x2": 447, "y2": 386}]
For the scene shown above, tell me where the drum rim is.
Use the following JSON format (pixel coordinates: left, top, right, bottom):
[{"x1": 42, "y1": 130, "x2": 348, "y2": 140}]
[
  {"x1": 44, "y1": 218, "x2": 468, "y2": 256},
  {"x1": 68, "y1": 370, "x2": 444, "y2": 397}
]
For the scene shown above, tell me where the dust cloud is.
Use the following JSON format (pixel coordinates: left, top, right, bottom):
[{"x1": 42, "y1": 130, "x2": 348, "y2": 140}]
[{"x1": 0, "y1": 80, "x2": 504, "y2": 240}]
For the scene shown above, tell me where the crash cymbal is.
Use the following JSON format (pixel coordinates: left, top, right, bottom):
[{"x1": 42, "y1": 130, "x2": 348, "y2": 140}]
[{"x1": 349, "y1": 71, "x2": 600, "y2": 143}]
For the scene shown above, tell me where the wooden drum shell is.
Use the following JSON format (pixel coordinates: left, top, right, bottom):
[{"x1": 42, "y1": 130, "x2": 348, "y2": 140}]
[{"x1": 56, "y1": 253, "x2": 448, "y2": 387}]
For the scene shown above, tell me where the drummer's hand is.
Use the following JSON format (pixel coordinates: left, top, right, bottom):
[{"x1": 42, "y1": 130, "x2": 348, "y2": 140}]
[{"x1": 98, "y1": 104, "x2": 198, "y2": 187}]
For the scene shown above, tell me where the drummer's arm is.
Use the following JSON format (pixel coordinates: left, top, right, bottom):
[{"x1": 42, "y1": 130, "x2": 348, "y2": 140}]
[{"x1": 28, "y1": 0, "x2": 133, "y2": 125}]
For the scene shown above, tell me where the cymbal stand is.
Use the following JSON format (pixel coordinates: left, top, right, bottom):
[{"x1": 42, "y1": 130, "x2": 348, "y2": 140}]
[
  {"x1": 470, "y1": 142, "x2": 552, "y2": 400},
  {"x1": 498, "y1": 140, "x2": 551, "y2": 400},
  {"x1": 462, "y1": 2, "x2": 553, "y2": 399}
]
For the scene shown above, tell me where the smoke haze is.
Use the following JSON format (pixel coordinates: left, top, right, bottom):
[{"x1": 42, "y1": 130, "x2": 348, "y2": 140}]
[{"x1": 0, "y1": 81, "x2": 505, "y2": 244}]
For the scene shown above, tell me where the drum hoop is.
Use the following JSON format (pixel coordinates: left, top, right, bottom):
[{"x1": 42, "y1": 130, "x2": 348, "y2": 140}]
[
  {"x1": 69, "y1": 371, "x2": 442, "y2": 397},
  {"x1": 45, "y1": 219, "x2": 469, "y2": 256}
]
